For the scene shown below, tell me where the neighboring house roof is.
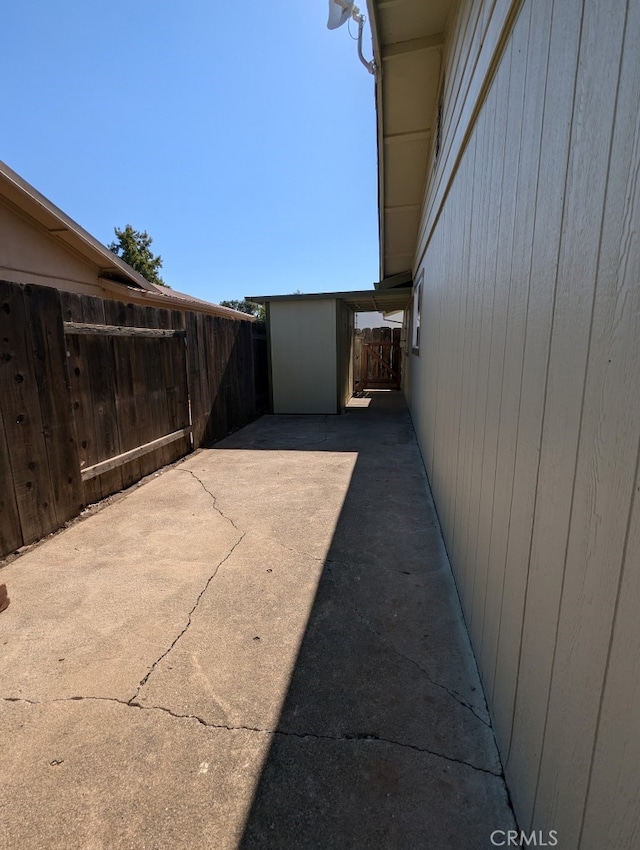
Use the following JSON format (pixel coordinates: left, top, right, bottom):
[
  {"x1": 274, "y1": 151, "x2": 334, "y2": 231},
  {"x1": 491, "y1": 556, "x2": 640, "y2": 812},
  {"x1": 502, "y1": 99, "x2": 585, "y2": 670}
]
[
  {"x1": 142, "y1": 281, "x2": 258, "y2": 320},
  {"x1": 366, "y1": 0, "x2": 453, "y2": 284},
  {"x1": 0, "y1": 160, "x2": 252, "y2": 321}
]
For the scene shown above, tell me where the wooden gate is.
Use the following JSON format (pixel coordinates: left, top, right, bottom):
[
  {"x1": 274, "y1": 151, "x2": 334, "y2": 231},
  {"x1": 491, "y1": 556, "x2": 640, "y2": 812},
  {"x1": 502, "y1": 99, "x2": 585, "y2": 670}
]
[{"x1": 354, "y1": 327, "x2": 402, "y2": 391}]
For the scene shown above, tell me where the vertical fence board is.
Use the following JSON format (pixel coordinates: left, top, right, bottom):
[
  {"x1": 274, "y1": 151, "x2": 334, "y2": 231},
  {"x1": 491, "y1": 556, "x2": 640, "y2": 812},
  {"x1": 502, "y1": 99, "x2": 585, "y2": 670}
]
[
  {"x1": 129, "y1": 304, "x2": 159, "y2": 479},
  {"x1": 243, "y1": 321, "x2": 255, "y2": 423},
  {"x1": 185, "y1": 311, "x2": 203, "y2": 448},
  {"x1": 137, "y1": 308, "x2": 165, "y2": 479},
  {"x1": 0, "y1": 404, "x2": 22, "y2": 554},
  {"x1": 103, "y1": 299, "x2": 142, "y2": 488},
  {"x1": 60, "y1": 292, "x2": 93, "y2": 494},
  {"x1": 171, "y1": 309, "x2": 191, "y2": 457},
  {"x1": 205, "y1": 316, "x2": 220, "y2": 443},
  {"x1": 253, "y1": 323, "x2": 269, "y2": 412},
  {"x1": 203, "y1": 316, "x2": 220, "y2": 444},
  {"x1": 198, "y1": 313, "x2": 211, "y2": 444},
  {"x1": 225, "y1": 321, "x2": 239, "y2": 435},
  {"x1": 0, "y1": 282, "x2": 58, "y2": 543},
  {"x1": 155, "y1": 307, "x2": 189, "y2": 466},
  {"x1": 24, "y1": 285, "x2": 83, "y2": 526},
  {"x1": 81, "y1": 296, "x2": 123, "y2": 503},
  {"x1": 200, "y1": 313, "x2": 211, "y2": 444}
]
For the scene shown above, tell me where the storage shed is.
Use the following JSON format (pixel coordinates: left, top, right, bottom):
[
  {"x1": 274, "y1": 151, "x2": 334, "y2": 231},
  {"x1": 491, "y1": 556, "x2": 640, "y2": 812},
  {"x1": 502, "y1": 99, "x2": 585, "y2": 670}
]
[{"x1": 247, "y1": 288, "x2": 411, "y2": 414}]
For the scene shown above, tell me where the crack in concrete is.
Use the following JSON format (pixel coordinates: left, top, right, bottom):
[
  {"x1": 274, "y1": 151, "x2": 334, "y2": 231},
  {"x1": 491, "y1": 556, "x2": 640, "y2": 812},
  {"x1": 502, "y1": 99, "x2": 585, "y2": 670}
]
[
  {"x1": 291, "y1": 416, "x2": 331, "y2": 450},
  {"x1": 273, "y1": 538, "x2": 324, "y2": 564},
  {"x1": 1, "y1": 695, "x2": 500, "y2": 777},
  {"x1": 3, "y1": 696, "x2": 39, "y2": 705},
  {"x1": 121, "y1": 467, "x2": 248, "y2": 699},
  {"x1": 130, "y1": 531, "x2": 246, "y2": 700},
  {"x1": 263, "y1": 539, "x2": 492, "y2": 728},
  {"x1": 178, "y1": 469, "x2": 242, "y2": 533},
  {"x1": 264, "y1": 538, "x2": 491, "y2": 727},
  {"x1": 322, "y1": 563, "x2": 491, "y2": 728},
  {"x1": 3, "y1": 460, "x2": 498, "y2": 781}
]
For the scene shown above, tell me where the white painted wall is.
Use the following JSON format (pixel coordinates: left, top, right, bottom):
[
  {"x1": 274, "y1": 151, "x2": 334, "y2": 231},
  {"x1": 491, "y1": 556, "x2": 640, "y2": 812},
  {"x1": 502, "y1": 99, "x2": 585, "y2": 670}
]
[
  {"x1": 269, "y1": 299, "x2": 338, "y2": 414},
  {"x1": 408, "y1": 1, "x2": 640, "y2": 846}
]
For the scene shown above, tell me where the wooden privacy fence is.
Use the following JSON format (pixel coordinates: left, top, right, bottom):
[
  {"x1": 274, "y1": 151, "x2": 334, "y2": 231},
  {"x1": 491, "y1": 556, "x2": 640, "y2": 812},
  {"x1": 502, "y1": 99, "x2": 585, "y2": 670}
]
[
  {"x1": 0, "y1": 280, "x2": 267, "y2": 559},
  {"x1": 353, "y1": 327, "x2": 402, "y2": 392}
]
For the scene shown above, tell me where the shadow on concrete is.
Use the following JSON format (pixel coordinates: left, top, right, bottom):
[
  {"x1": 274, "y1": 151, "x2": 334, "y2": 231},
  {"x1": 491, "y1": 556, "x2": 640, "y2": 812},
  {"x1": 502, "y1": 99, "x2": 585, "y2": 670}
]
[{"x1": 218, "y1": 393, "x2": 513, "y2": 848}]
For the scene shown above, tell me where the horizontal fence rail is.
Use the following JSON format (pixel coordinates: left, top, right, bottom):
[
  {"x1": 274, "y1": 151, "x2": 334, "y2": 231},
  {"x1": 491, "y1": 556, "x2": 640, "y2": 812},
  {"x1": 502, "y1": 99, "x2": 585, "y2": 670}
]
[
  {"x1": 0, "y1": 280, "x2": 268, "y2": 559},
  {"x1": 63, "y1": 322, "x2": 187, "y2": 338},
  {"x1": 80, "y1": 426, "x2": 193, "y2": 481}
]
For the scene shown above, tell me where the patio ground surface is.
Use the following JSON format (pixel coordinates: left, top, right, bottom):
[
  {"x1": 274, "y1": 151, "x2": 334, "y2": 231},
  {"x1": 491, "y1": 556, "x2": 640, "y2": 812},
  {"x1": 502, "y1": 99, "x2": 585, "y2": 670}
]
[{"x1": 0, "y1": 391, "x2": 515, "y2": 849}]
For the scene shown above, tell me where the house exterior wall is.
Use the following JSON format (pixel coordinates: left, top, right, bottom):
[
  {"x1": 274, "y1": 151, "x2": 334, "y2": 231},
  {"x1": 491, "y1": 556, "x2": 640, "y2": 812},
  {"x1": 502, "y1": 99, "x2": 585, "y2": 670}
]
[
  {"x1": 0, "y1": 195, "x2": 247, "y2": 319},
  {"x1": 0, "y1": 199, "x2": 104, "y2": 295},
  {"x1": 269, "y1": 299, "x2": 338, "y2": 414},
  {"x1": 407, "y1": 0, "x2": 640, "y2": 846}
]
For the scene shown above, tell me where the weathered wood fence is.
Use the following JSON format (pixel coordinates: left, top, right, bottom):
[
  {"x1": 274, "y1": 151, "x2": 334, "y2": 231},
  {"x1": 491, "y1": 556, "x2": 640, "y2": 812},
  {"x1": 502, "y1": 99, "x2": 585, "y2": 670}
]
[
  {"x1": 0, "y1": 280, "x2": 268, "y2": 559},
  {"x1": 353, "y1": 327, "x2": 402, "y2": 392}
]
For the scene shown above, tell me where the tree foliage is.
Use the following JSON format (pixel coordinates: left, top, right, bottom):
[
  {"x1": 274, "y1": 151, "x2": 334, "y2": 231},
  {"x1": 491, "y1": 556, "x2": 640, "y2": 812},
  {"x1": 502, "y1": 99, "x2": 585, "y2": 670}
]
[
  {"x1": 108, "y1": 225, "x2": 168, "y2": 287},
  {"x1": 219, "y1": 299, "x2": 265, "y2": 321}
]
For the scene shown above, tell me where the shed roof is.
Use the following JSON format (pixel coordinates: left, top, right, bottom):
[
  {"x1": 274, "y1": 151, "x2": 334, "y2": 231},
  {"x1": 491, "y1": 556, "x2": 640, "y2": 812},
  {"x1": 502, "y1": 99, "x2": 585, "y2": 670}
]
[{"x1": 246, "y1": 287, "x2": 411, "y2": 313}]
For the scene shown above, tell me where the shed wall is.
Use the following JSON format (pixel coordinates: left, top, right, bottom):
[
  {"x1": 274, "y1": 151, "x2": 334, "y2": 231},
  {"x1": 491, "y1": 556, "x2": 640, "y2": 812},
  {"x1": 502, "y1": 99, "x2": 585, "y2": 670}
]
[
  {"x1": 408, "y1": 0, "x2": 640, "y2": 846},
  {"x1": 270, "y1": 299, "x2": 337, "y2": 414},
  {"x1": 336, "y1": 300, "x2": 354, "y2": 410}
]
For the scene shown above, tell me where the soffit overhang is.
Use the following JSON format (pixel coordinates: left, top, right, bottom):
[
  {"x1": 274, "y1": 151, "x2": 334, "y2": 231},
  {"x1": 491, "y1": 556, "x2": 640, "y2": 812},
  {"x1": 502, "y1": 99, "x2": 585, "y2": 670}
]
[{"x1": 367, "y1": 0, "x2": 454, "y2": 283}]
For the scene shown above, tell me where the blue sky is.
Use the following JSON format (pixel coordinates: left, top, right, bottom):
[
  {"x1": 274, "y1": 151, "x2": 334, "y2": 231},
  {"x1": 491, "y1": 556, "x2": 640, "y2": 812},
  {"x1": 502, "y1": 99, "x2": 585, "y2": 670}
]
[{"x1": 2, "y1": 1, "x2": 379, "y2": 303}]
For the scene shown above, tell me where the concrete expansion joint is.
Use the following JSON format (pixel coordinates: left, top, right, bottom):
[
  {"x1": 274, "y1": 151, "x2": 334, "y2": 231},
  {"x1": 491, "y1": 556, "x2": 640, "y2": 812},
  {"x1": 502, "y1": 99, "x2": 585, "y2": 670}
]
[
  {"x1": 130, "y1": 529, "x2": 246, "y2": 701},
  {"x1": 178, "y1": 469, "x2": 242, "y2": 533},
  {"x1": 323, "y1": 563, "x2": 491, "y2": 729}
]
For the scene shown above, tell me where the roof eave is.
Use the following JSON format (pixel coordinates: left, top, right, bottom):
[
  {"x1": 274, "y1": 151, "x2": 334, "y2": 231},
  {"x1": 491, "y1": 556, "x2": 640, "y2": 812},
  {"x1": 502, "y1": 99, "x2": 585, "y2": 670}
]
[
  {"x1": 367, "y1": 0, "x2": 386, "y2": 285},
  {"x1": 367, "y1": 1, "x2": 453, "y2": 283},
  {"x1": 246, "y1": 286, "x2": 412, "y2": 313}
]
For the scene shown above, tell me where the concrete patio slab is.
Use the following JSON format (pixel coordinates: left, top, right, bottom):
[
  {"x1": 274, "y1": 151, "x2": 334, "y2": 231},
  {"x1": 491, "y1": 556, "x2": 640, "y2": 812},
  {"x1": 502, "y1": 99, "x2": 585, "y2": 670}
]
[
  {"x1": 0, "y1": 392, "x2": 515, "y2": 849},
  {"x1": 1, "y1": 698, "x2": 269, "y2": 850}
]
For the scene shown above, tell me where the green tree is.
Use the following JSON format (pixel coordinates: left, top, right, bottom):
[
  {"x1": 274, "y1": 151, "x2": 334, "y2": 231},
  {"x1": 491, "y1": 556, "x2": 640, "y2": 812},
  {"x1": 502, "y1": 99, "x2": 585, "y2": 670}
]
[
  {"x1": 219, "y1": 299, "x2": 265, "y2": 321},
  {"x1": 108, "y1": 225, "x2": 168, "y2": 287}
]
